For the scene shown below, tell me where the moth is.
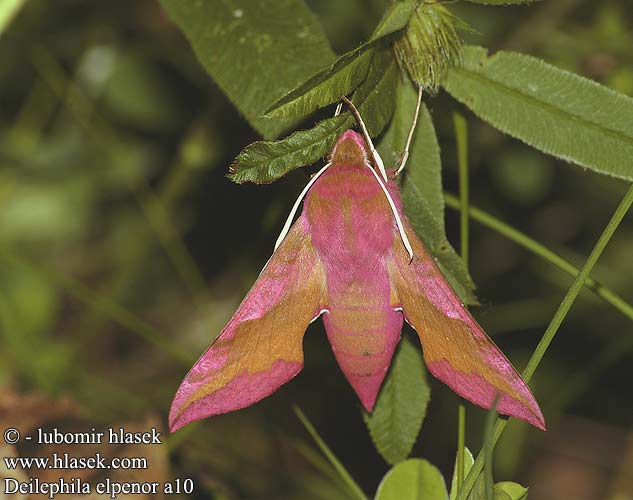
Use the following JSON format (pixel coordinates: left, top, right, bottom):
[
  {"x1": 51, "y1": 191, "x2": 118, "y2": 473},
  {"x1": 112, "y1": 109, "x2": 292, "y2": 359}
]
[{"x1": 169, "y1": 94, "x2": 545, "y2": 432}]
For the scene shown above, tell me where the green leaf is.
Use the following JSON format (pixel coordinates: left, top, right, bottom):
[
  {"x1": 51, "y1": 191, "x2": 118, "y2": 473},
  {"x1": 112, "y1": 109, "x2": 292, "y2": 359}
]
[
  {"x1": 375, "y1": 459, "x2": 448, "y2": 500},
  {"x1": 493, "y1": 491, "x2": 513, "y2": 500},
  {"x1": 230, "y1": 48, "x2": 398, "y2": 183},
  {"x1": 466, "y1": 479, "x2": 517, "y2": 500},
  {"x1": 229, "y1": 113, "x2": 345, "y2": 184},
  {"x1": 457, "y1": 467, "x2": 526, "y2": 500},
  {"x1": 444, "y1": 46, "x2": 633, "y2": 181},
  {"x1": 159, "y1": 0, "x2": 335, "y2": 139},
  {"x1": 379, "y1": 79, "x2": 477, "y2": 304},
  {"x1": 356, "y1": 50, "x2": 399, "y2": 137},
  {"x1": 473, "y1": 482, "x2": 526, "y2": 500},
  {"x1": 266, "y1": 47, "x2": 376, "y2": 119},
  {"x1": 450, "y1": 447, "x2": 475, "y2": 500},
  {"x1": 461, "y1": 0, "x2": 539, "y2": 4},
  {"x1": 266, "y1": 0, "x2": 415, "y2": 119},
  {"x1": 494, "y1": 482, "x2": 528, "y2": 500},
  {"x1": 363, "y1": 338, "x2": 430, "y2": 465},
  {"x1": 370, "y1": 0, "x2": 416, "y2": 41}
]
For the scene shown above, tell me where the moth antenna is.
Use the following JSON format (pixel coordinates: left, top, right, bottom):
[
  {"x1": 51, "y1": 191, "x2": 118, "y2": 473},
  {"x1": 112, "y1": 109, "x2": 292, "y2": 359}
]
[
  {"x1": 341, "y1": 96, "x2": 389, "y2": 182},
  {"x1": 395, "y1": 85, "x2": 423, "y2": 176},
  {"x1": 364, "y1": 162, "x2": 414, "y2": 261},
  {"x1": 274, "y1": 162, "x2": 332, "y2": 251}
]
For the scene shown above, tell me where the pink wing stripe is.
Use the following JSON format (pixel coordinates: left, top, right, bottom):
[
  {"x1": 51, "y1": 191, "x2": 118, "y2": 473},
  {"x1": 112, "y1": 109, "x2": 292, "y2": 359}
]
[
  {"x1": 170, "y1": 360, "x2": 302, "y2": 431},
  {"x1": 391, "y1": 222, "x2": 545, "y2": 430},
  {"x1": 428, "y1": 360, "x2": 545, "y2": 430},
  {"x1": 169, "y1": 217, "x2": 325, "y2": 432}
]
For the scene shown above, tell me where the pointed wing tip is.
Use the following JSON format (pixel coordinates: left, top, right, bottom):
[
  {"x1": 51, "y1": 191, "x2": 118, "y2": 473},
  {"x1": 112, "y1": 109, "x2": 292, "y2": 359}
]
[
  {"x1": 168, "y1": 388, "x2": 223, "y2": 433},
  {"x1": 509, "y1": 389, "x2": 546, "y2": 431},
  {"x1": 168, "y1": 400, "x2": 215, "y2": 433},
  {"x1": 425, "y1": 359, "x2": 547, "y2": 431},
  {"x1": 169, "y1": 419, "x2": 183, "y2": 434},
  {"x1": 529, "y1": 409, "x2": 547, "y2": 432},
  {"x1": 516, "y1": 411, "x2": 546, "y2": 432},
  {"x1": 499, "y1": 408, "x2": 546, "y2": 431},
  {"x1": 168, "y1": 401, "x2": 189, "y2": 433},
  {"x1": 168, "y1": 388, "x2": 212, "y2": 433},
  {"x1": 500, "y1": 397, "x2": 546, "y2": 431}
]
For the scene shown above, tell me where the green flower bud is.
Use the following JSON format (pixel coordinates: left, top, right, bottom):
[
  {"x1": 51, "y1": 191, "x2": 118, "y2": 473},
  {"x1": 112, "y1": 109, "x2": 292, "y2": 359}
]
[{"x1": 394, "y1": 2, "x2": 464, "y2": 93}]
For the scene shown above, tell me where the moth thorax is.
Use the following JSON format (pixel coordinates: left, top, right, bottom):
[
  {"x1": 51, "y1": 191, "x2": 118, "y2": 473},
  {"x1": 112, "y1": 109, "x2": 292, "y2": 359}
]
[{"x1": 330, "y1": 130, "x2": 369, "y2": 165}]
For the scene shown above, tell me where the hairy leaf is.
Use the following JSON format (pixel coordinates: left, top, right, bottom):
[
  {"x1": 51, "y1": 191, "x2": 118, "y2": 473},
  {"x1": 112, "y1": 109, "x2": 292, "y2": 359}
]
[
  {"x1": 266, "y1": 0, "x2": 415, "y2": 119},
  {"x1": 266, "y1": 47, "x2": 376, "y2": 118},
  {"x1": 379, "y1": 79, "x2": 477, "y2": 304},
  {"x1": 444, "y1": 46, "x2": 633, "y2": 181},
  {"x1": 229, "y1": 113, "x2": 346, "y2": 184},
  {"x1": 375, "y1": 459, "x2": 448, "y2": 500},
  {"x1": 355, "y1": 49, "x2": 399, "y2": 137},
  {"x1": 363, "y1": 338, "x2": 430, "y2": 465},
  {"x1": 159, "y1": 0, "x2": 335, "y2": 139},
  {"x1": 370, "y1": 0, "x2": 416, "y2": 41},
  {"x1": 230, "y1": 49, "x2": 398, "y2": 183}
]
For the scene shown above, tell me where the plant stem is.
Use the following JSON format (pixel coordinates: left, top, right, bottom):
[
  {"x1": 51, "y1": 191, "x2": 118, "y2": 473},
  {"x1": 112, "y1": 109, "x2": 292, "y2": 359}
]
[
  {"x1": 483, "y1": 400, "x2": 499, "y2": 500},
  {"x1": 453, "y1": 111, "x2": 469, "y2": 494},
  {"x1": 522, "y1": 186, "x2": 633, "y2": 381},
  {"x1": 455, "y1": 184, "x2": 633, "y2": 500},
  {"x1": 457, "y1": 405, "x2": 466, "y2": 490},
  {"x1": 453, "y1": 113, "x2": 469, "y2": 268},
  {"x1": 444, "y1": 193, "x2": 633, "y2": 323},
  {"x1": 294, "y1": 407, "x2": 368, "y2": 500}
]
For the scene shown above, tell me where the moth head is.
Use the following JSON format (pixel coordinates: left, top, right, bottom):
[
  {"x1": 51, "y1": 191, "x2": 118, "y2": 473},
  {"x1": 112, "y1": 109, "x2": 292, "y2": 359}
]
[{"x1": 330, "y1": 130, "x2": 368, "y2": 165}]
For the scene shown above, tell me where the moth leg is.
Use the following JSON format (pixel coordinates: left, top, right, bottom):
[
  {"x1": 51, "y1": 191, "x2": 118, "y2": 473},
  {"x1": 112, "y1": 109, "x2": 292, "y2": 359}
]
[
  {"x1": 340, "y1": 95, "x2": 388, "y2": 182},
  {"x1": 395, "y1": 85, "x2": 423, "y2": 176},
  {"x1": 333, "y1": 102, "x2": 343, "y2": 117}
]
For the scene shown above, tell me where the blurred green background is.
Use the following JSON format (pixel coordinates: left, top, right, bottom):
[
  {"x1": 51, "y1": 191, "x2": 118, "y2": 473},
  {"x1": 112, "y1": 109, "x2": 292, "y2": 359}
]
[{"x1": 1, "y1": 1, "x2": 632, "y2": 499}]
